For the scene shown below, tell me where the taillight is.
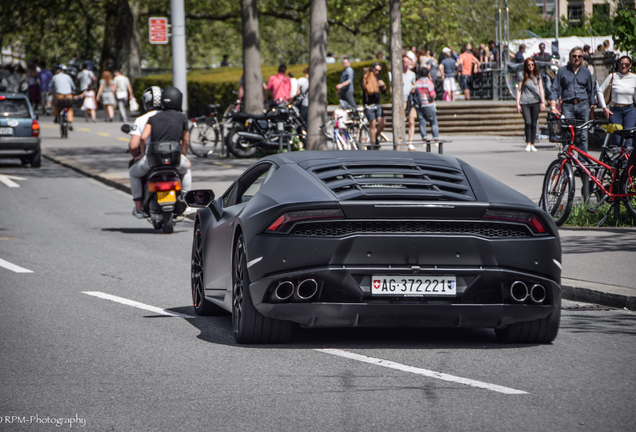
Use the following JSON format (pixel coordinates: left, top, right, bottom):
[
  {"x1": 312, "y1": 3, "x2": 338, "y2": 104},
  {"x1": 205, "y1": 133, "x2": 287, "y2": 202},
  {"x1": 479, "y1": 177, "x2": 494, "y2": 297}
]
[
  {"x1": 482, "y1": 209, "x2": 547, "y2": 234},
  {"x1": 148, "y1": 180, "x2": 181, "y2": 193},
  {"x1": 32, "y1": 119, "x2": 40, "y2": 137},
  {"x1": 266, "y1": 209, "x2": 344, "y2": 233}
]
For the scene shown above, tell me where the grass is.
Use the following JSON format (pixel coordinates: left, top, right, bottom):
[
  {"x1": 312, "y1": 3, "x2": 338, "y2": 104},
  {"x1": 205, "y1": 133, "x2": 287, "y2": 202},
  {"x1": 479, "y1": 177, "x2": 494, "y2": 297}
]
[{"x1": 563, "y1": 201, "x2": 636, "y2": 227}]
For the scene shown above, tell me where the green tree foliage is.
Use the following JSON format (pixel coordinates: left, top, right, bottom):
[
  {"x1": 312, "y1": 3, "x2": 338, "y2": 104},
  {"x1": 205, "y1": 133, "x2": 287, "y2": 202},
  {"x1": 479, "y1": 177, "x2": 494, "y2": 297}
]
[{"x1": 612, "y1": 7, "x2": 636, "y2": 56}]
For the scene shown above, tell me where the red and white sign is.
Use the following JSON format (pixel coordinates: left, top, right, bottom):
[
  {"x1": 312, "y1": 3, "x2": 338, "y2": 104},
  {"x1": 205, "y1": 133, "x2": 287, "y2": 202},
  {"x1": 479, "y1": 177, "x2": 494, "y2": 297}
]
[{"x1": 149, "y1": 17, "x2": 169, "y2": 44}]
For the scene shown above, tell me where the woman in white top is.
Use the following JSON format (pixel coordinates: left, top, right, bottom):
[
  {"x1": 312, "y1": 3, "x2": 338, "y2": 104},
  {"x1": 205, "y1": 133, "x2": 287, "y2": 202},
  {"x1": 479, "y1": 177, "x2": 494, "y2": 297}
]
[{"x1": 599, "y1": 56, "x2": 636, "y2": 147}]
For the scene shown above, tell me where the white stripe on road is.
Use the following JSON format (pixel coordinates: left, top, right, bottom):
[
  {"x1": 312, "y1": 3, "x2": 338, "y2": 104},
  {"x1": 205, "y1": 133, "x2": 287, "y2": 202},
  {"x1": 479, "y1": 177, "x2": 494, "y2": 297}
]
[
  {"x1": 0, "y1": 258, "x2": 33, "y2": 273},
  {"x1": 0, "y1": 174, "x2": 26, "y2": 188},
  {"x1": 316, "y1": 348, "x2": 528, "y2": 395},
  {"x1": 83, "y1": 291, "x2": 195, "y2": 319}
]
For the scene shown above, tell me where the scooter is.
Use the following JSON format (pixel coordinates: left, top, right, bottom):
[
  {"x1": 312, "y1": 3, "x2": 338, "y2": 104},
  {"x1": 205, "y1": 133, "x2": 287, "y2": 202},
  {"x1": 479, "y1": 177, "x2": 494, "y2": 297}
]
[{"x1": 121, "y1": 124, "x2": 186, "y2": 233}]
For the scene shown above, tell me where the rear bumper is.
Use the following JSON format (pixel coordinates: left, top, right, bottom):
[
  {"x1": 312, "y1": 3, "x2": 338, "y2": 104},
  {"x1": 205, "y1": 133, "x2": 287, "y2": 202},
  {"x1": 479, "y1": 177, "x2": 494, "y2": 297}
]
[
  {"x1": 256, "y1": 302, "x2": 558, "y2": 328},
  {"x1": 250, "y1": 266, "x2": 561, "y2": 328},
  {"x1": 0, "y1": 137, "x2": 41, "y2": 156}
]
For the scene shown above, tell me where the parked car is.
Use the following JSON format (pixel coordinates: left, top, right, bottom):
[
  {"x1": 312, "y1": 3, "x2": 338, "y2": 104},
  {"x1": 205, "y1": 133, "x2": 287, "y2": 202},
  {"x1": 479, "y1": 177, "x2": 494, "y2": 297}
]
[
  {"x1": 0, "y1": 92, "x2": 41, "y2": 167},
  {"x1": 185, "y1": 151, "x2": 562, "y2": 345}
]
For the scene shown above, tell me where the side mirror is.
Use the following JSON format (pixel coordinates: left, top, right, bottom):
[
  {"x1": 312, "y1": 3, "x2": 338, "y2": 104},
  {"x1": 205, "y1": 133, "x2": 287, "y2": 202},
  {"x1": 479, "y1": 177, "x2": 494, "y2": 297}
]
[
  {"x1": 121, "y1": 124, "x2": 131, "y2": 134},
  {"x1": 185, "y1": 189, "x2": 215, "y2": 207}
]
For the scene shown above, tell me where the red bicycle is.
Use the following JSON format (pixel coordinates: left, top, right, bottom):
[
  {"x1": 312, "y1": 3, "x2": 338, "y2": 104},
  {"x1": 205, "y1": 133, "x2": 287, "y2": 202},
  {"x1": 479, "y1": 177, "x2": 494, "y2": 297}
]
[{"x1": 541, "y1": 113, "x2": 636, "y2": 226}]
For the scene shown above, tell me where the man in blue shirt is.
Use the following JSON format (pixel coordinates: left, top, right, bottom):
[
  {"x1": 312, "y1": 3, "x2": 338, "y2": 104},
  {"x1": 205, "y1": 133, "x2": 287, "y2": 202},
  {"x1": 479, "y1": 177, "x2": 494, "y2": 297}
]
[
  {"x1": 549, "y1": 47, "x2": 596, "y2": 152},
  {"x1": 335, "y1": 56, "x2": 356, "y2": 109}
]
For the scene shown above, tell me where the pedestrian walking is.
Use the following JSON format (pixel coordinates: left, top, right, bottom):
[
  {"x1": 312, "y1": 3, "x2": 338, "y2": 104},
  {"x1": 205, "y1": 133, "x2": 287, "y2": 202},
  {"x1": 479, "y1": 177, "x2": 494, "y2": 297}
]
[
  {"x1": 75, "y1": 82, "x2": 97, "y2": 123},
  {"x1": 77, "y1": 64, "x2": 96, "y2": 92},
  {"x1": 516, "y1": 58, "x2": 546, "y2": 152},
  {"x1": 112, "y1": 70, "x2": 134, "y2": 121},
  {"x1": 297, "y1": 67, "x2": 309, "y2": 124},
  {"x1": 362, "y1": 62, "x2": 387, "y2": 148},
  {"x1": 599, "y1": 55, "x2": 636, "y2": 148},
  {"x1": 26, "y1": 62, "x2": 41, "y2": 111},
  {"x1": 96, "y1": 70, "x2": 116, "y2": 122},
  {"x1": 37, "y1": 61, "x2": 53, "y2": 115},
  {"x1": 549, "y1": 47, "x2": 596, "y2": 152},
  {"x1": 458, "y1": 43, "x2": 480, "y2": 100},
  {"x1": 335, "y1": 56, "x2": 357, "y2": 109},
  {"x1": 413, "y1": 67, "x2": 440, "y2": 147},
  {"x1": 266, "y1": 64, "x2": 292, "y2": 104},
  {"x1": 401, "y1": 55, "x2": 417, "y2": 150},
  {"x1": 439, "y1": 48, "x2": 457, "y2": 101},
  {"x1": 288, "y1": 72, "x2": 299, "y2": 99}
]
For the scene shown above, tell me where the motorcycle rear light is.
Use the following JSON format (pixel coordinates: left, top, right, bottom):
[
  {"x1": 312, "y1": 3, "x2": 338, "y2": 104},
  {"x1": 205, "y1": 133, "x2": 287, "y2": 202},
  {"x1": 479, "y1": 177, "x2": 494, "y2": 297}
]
[
  {"x1": 482, "y1": 209, "x2": 547, "y2": 234},
  {"x1": 267, "y1": 209, "x2": 344, "y2": 233},
  {"x1": 148, "y1": 180, "x2": 181, "y2": 192},
  {"x1": 32, "y1": 119, "x2": 40, "y2": 137},
  {"x1": 0, "y1": 96, "x2": 5, "y2": 100}
]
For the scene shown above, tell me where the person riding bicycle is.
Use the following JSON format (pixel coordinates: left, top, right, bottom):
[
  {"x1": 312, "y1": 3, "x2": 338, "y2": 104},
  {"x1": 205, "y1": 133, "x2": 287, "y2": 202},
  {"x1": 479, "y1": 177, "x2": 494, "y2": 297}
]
[
  {"x1": 139, "y1": 86, "x2": 192, "y2": 211},
  {"x1": 128, "y1": 86, "x2": 163, "y2": 218},
  {"x1": 50, "y1": 65, "x2": 76, "y2": 131}
]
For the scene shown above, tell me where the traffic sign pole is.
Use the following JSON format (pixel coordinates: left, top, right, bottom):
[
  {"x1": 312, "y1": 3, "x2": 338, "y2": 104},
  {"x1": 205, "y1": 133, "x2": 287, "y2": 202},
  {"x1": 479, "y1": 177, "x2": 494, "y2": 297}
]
[{"x1": 170, "y1": 0, "x2": 188, "y2": 116}]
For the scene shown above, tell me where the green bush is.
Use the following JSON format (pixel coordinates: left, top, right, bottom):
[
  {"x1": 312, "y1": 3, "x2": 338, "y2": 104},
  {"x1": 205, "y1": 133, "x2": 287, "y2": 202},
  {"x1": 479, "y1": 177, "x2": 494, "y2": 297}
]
[{"x1": 133, "y1": 60, "x2": 390, "y2": 116}]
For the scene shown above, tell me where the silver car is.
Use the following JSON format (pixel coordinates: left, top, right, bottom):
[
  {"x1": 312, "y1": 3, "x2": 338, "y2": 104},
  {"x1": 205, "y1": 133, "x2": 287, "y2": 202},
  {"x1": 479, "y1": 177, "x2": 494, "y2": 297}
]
[{"x1": 0, "y1": 93, "x2": 41, "y2": 167}]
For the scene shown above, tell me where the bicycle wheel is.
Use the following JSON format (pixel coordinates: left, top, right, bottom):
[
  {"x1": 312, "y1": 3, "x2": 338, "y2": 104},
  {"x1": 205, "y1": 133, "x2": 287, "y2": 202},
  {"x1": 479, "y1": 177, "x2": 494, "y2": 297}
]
[
  {"x1": 357, "y1": 125, "x2": 372, "y2": 150},
  {"x1": 316, "y1": 138, "x2": 334, "y2": 151},
  {"x1": 620, "y1": 164, "x2": 636, "y2": 219},
  {"x1": 189, "y1": 123, "x2": 218, "y2": 157},
  {"x1": 541, "y1": 159, "x2": 575, "y2": 226}
]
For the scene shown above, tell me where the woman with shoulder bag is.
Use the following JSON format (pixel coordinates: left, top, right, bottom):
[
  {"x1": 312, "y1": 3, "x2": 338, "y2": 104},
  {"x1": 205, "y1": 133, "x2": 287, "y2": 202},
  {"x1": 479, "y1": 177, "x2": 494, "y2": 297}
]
[
  {"x1": 516, "y1": 58, "x2": 546, "y2": 152},
  {"x1": 600, "y1": 56, "x2": 636, "y2": 148}
]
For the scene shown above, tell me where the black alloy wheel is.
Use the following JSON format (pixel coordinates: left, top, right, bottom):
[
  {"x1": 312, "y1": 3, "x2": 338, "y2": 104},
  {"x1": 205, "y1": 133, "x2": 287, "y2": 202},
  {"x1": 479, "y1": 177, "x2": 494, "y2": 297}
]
[
  {"x1": 495, "y1": 307, "x2": 561, "y2": 344},
  {"x1": 232, "y1": 234, "x2": 292, "y2": 344},
  {"x1": 191, "y1": 222, "x2": 225, "y2": 316}
]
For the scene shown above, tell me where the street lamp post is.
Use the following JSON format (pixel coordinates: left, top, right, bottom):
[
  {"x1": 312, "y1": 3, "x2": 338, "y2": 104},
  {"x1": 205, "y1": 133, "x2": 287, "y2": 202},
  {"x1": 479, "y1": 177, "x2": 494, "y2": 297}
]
[{"x1": 170, "y1": 0, "x2": 188, "y2": 115}]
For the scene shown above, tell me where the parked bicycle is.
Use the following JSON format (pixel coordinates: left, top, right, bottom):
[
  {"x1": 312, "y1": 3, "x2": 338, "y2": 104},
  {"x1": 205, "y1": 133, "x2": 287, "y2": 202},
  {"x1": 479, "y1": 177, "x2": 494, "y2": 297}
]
[
  {"x1": 189, "y1": 104, "x2": 226, "y2": 157},
  {"x1": 541, "y1": 113, "x2": 636, "y2": 226},
  {"x1": 318, "y1": 117, "x2": 360, "y2": 151}
]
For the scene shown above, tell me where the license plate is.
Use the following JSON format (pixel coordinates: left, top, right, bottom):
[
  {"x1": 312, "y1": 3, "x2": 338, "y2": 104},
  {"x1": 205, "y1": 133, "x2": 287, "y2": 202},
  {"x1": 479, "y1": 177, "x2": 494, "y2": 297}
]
[
  {"x1": 157, "y1": 190, "x2": 176, "y2": 204},
  {"x1": 0, "y1": 127, "x2": 13, "y2": 136},
  {"x1": 371, "y1": 276, "x2": 457, "y2": 297}
]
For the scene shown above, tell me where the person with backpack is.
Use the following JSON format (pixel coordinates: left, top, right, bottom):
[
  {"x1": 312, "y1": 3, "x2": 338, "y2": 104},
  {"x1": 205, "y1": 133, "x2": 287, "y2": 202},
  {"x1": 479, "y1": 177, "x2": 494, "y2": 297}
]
[
  {"x1": 412, "y1": 67, "x2": 440, "y2": 147},
  {"x1": 362, "y1": 62, "x2": 387, "y2": 149}
]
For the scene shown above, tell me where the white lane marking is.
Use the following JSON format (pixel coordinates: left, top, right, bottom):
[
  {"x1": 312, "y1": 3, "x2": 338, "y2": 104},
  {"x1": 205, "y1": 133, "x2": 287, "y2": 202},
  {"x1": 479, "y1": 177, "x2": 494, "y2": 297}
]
[
  {"x1": 0, "y1": 174, "x2": 26, "y2": 188},
  {"x1": 83, "y1": 291, "x2": 195, "y2": 319},
  {"x1": 0, "y1": 258, "x2": 33, "y2": 273},
  {"x1": 317, "y1": 348, "x2": 528, "y2": 395}
]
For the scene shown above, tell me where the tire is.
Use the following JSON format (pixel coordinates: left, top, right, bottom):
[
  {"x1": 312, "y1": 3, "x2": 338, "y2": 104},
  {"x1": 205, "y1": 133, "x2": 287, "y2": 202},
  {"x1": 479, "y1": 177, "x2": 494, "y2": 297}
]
[
  {"x1": 232, "y1": 234, "x2": 292, "y2": 344},
  {"x1": 495, "y1": 307, "x2": 561, "y2": 344},
  {"x1": 189, "y1": 123, "x2": 218, "y2": 157},
  {"x1": 541, "y1": 159, "x2": 575, "y2": 226},
  {"x1": 191, "y1": 222, "x2": 226, "y2": 316},
  {"x1": 357, "y1": 125, "x2": 372, "y2": 150},
  {"x1": 161, "y1": 212, "x2": 174, "y2": 234},
  {"x1": 621, "y1": 164, "x2": 636, "y2": 219},
  {"x1": 29, "y1": 147, "x2": 41, "y2": 168},
  {"x1": 226, "y1": 126, "x2": 258, "y2": 158}
]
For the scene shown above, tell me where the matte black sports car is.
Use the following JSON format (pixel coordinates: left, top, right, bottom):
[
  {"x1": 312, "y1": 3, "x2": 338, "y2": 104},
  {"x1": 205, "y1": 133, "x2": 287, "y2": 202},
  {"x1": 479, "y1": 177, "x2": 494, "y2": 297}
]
[{"x1": 185, "y1": 151, "x2": 561, "y2": 344}]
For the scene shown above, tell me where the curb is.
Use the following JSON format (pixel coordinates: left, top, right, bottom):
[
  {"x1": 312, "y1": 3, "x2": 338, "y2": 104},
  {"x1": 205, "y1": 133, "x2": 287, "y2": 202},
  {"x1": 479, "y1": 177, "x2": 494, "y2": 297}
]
[{"x1": 562, "y1": 284, "x2": 636, "y2": 311}]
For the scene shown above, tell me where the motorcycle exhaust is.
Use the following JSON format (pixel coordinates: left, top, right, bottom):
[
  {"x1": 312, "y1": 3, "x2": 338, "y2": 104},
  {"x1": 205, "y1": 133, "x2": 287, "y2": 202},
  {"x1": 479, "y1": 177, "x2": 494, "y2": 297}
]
[
  {"x1": 237, "y1": 131, "x2": 266, "y2": 143},
  {"x1": 295, "y1": 279, "x2": 318, "y2": 301},
  {"x1": 510, "y1": 281, "x2": 528, "y2": 303},
  {"x1": 530, "y1": 284, "x2": 547, "y2": 304},
  {"x1": 271, "y1": 281, "x2": 294, "y2": 302}
]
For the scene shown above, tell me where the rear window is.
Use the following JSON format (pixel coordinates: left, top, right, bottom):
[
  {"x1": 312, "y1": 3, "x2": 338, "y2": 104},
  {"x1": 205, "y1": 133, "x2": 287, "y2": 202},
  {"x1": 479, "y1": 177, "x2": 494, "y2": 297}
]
[{"x1": 0, "y1": 99, "x2": 31, "y2": 118}]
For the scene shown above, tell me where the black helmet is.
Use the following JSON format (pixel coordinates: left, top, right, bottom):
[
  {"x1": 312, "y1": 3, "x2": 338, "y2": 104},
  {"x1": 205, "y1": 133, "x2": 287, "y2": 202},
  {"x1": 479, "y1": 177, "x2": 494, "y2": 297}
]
[
  {"x1": 161, "y1": 86, "x2": 183, "y2": 111},
  {"x1": 142, "y1": 86, "x2": 163, "y2": 112}
]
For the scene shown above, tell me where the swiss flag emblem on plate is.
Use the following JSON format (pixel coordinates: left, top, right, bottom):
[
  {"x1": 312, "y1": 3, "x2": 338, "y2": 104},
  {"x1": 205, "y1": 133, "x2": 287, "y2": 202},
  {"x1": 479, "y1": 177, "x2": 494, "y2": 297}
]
[{"x1": 373, "y1": 280, "x2": 381, "y2": 290}]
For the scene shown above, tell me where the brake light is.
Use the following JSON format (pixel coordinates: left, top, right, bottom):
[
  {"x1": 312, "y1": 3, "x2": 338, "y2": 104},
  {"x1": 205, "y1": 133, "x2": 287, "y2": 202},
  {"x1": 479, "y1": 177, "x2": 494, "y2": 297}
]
[
  {"x1": 32, "y1": 119, "x2": 40, "y2": 137},
  {"x1": 148, "y1": 180, "x2": 181, "y2": 193},
  {"x1": 482, "y1": 209, "x2": 547, "y2": 234},
  {"x1": 0, "y1": 96, "x2": 5, "y2": 100},
  {"x1": 267, "y1": 209, "x2": 344, "y2": 233}
]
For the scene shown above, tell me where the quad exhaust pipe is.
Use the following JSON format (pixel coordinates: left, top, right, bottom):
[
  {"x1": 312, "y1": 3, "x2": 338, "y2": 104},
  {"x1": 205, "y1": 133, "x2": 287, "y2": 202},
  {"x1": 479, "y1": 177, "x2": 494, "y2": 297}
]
[
  {"x1": 510, "y1": 281, "x2": 546, "y2": 304},
  {"x1": 271, "y1": 279, "x2": 318, "y2": 302}
]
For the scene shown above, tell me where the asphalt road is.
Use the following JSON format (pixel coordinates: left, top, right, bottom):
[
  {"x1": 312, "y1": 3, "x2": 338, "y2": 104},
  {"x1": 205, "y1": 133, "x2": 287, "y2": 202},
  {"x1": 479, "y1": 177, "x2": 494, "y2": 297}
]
[{"x1": 1, "y1": 157, "x2": 635, "y2": 431}]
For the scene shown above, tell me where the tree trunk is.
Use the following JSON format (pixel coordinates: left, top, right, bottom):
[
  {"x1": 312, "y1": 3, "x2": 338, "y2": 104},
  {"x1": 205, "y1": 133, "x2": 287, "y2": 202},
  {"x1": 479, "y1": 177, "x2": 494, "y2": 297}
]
[
  {"x1": 389, "y1": 0, "x2": 405, "y2": 151},
  {"x1": 307, "y1": 0, "x2": 328, "y2": 151},
  {"x1": 241, "y1": 0, "x2": 264, "y2": 115},
  {"x1": 125, "y1": 0, "x2": 142, "y2": 80},
  {"x1": 100, "y1": 0, "x2": 141, "y2": 80}
]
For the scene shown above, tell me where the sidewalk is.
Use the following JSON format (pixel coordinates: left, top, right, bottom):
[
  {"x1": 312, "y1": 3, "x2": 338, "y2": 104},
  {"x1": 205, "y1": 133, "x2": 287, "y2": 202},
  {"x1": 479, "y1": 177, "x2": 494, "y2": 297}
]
[{"x1": 36, "y1": 112, "x2": 636, "y2": 311}]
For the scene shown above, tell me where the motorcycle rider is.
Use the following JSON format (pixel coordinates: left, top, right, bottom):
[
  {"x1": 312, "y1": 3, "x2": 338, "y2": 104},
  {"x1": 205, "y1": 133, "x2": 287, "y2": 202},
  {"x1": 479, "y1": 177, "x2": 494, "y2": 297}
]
[
  {"x1": 128, "y1": 86, "x2": 163, "y2": 218},
  {"x1": 139, "y1": 86, "x2": 191, "y2": 212}
]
